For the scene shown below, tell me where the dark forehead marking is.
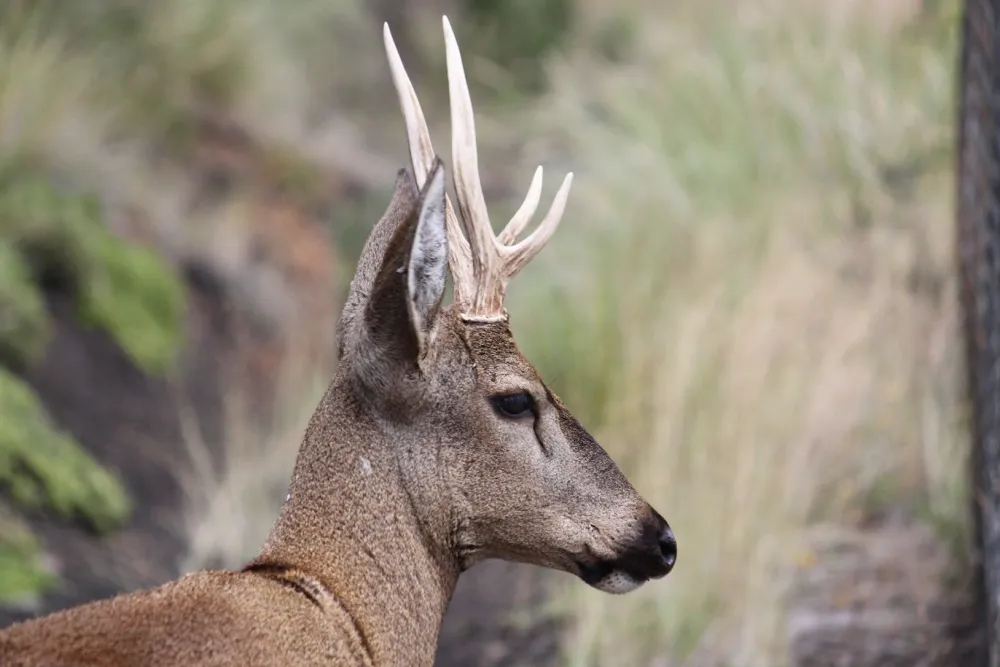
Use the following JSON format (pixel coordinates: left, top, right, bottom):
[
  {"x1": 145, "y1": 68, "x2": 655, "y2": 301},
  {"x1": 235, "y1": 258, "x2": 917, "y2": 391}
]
[
  {"x1": 462, "y1": 320, "x2": 516, "y2": 348},
  {"x1": 462, "y1": 321, "x2": 519, "y2": 360},
  {"x1": 459, "y1": 319, "x2": 539, "y2": 383}
]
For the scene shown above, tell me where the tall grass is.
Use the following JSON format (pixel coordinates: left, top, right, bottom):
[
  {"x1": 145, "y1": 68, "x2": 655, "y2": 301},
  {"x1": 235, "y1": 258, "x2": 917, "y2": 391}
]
[
  {"x1": 504, "y1": 1, "x2": 965, "y2": 664},
  {"x1": 178, "y1": 351, "x2": 331, "y2": 572}
]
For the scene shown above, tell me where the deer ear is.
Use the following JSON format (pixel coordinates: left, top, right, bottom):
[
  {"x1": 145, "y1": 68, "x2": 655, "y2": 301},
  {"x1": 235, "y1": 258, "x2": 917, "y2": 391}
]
[
  {"x1": 337, "y1": 168, "x2": 418, "y2": 360},
  {"x1": 361, "y1": 158, "x2": 449, "y2": 378},
  {"x1": 407, "y1": 159, "x2": 448, "y2": 347}
]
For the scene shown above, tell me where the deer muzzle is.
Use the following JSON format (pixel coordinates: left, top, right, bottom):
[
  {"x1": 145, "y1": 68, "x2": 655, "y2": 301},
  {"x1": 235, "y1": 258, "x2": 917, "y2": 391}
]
[{"x1": 577, "y1": 509, "x2": 676, "y2": 594}]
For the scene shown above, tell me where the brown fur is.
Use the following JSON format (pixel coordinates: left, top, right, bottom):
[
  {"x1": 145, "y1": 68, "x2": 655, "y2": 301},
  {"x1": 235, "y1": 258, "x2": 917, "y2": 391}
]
[{"x1": 0, "y1": 166, "x2": 675, "y2": 666}]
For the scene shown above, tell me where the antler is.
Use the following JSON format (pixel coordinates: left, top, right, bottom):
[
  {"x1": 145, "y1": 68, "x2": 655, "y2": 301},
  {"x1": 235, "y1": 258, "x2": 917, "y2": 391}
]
[{"x1": 383, "y1": 16, "x2": 573, "y2": 322}]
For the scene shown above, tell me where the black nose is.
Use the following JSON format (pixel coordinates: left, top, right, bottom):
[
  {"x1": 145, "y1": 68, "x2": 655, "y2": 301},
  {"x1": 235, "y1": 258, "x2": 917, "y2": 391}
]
[{"x1": 658, "y1": 524, "x2": 677, "y2": 572}]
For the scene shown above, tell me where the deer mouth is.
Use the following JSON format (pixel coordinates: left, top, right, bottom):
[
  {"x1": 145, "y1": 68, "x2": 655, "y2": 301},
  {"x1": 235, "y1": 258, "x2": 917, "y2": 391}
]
[
  {"x1": 575, "y1": 549, "x2": 672, "y2": 595},
  {"x1": 577, "y1": 561, "x2": 649, "y2": 594},
  {"x1": 576, "y1": 516, "x2": 677, "y2": 594}
]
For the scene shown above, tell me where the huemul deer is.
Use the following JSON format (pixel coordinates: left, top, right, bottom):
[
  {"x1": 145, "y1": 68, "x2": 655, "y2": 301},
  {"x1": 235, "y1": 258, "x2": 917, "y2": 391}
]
[{"x1": 0, "y1": 17, "x2": 676, "y2": 667}]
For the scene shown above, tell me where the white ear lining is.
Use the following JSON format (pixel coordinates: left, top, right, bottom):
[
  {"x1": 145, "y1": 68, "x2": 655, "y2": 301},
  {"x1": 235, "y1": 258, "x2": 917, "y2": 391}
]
[{"x1": 407, "y1": 163, "x2": 449, "y2": 346}]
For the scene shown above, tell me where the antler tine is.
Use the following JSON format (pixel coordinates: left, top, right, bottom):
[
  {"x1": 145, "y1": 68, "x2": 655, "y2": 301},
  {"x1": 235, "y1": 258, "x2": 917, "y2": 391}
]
[
  {"x1": 383, "y1": 23, "x2": 435, "y2": 186},
  {"x1": 497, "y1": 166, "x2": 543, "y2": 245},
  {"x1": 501, "y1": 173, "x2": 574, "y2": 278},
  {"x1": 383, "y1": 22, "x2": 474, "y2": 303},
  {"x1": 384, "y1": 17, "x2": 573, "y2": 319},
  {"x1": 442, "y1": 16, "x2": 497, "y2": 281}
]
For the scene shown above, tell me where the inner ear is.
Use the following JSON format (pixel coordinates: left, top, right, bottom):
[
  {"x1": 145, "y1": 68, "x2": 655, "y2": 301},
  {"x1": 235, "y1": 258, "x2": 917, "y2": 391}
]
[
  {"x1": 407, "y1": 159, "x2": 449, "y2": 349},
  {"x1": 361, "y1": 157, "x2": 449, "y2": 375}
]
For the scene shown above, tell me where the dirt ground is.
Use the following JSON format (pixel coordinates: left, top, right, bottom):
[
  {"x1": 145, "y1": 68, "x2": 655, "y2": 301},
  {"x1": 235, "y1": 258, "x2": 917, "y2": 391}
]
[{"x1": 786, "y1": 522, "x2": 984, "y2": 667}]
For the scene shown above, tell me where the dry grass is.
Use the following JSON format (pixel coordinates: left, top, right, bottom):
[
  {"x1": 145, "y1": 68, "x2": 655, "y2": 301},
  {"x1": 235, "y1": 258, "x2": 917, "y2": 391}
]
[
  {"x1": 178, "y1": 349, "x2": 331, "y2": 572},
  {"x1": 498, "y1": 1, "x2": 966, "y2": 664}
]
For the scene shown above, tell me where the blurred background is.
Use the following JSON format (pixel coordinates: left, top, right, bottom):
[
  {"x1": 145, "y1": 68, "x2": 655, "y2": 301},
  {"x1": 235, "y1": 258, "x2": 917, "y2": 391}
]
[{"x1": 0, "y1": 0, "x2": 978, "y2": 665}]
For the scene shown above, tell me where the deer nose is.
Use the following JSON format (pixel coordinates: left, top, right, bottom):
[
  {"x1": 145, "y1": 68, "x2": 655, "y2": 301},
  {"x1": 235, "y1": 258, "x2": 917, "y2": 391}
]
[{"x1": 658, "y1": 524, "x2": 677, "y2": 572}]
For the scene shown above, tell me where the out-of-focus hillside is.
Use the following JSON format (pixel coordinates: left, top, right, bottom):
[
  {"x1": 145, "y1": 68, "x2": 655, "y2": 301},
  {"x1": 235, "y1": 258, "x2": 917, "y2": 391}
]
[
  {"x1": 0, "y1": 0, "x2": 980, "y2": 665},
  {"x1": 0, "y1": 0, "x2": 360, "y2": 620}
]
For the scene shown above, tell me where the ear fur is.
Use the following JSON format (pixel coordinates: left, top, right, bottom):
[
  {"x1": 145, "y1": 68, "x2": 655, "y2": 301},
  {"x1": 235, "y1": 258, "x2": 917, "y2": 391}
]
[
  {"x1": 360, "y1": 157, "x2": 449, "y2": 380},
  {"x1": 337, "y1": 168, "x2": 418, "y2": 360}
]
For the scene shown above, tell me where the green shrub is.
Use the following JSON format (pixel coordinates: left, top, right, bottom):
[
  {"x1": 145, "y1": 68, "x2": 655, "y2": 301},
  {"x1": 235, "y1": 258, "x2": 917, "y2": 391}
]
[
  {"x1": 0, "y1": 368, "x2": 131, "y2": 533},
  {"x1": 0, "y1": 167, "x2": 186, "y2": 374},
  {"x1": 76, "y1": 226, "x2": 187, "y2": 376},
  {"x1": 0, "y1": 239, "x2": 50, "y2": 369},
  {"x1": 0, "y1": 509, "x2": 56, "y2": 602}
]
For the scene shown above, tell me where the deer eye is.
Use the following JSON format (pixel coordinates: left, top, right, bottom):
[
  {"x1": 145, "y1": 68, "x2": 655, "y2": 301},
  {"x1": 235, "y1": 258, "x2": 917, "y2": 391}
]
[{"x1": 491, "y1": 392, "x2": 535, "y2": 419}]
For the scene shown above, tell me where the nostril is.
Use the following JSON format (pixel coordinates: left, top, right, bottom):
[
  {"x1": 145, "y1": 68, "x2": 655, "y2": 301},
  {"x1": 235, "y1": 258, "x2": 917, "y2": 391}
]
[{"x1": 658, "y1": 526, "x2": 677, "y2": 571}]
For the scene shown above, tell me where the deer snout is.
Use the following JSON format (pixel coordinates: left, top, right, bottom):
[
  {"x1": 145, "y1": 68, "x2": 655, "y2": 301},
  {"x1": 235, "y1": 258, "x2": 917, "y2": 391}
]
[
  {"x1": 576, "y1": 507, "x2": 676, "y2": 594},
  {"x1": 654, "y1": 513, "x2": 677, "y2": 574},
  {"x1": 632, "y1": 508, "x2": 676, "y2": 580}
]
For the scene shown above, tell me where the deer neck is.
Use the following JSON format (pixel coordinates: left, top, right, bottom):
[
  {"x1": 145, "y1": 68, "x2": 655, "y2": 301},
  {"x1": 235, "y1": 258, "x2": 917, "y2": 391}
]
[{"x1": 248, "y1": 380, "x2": 458, "y2": 665}]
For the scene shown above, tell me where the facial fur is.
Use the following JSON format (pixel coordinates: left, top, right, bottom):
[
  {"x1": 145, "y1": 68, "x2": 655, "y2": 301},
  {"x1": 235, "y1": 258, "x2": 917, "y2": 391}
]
[{"x1": 381, "y1": 312, "x2": 676, "y2": 594}]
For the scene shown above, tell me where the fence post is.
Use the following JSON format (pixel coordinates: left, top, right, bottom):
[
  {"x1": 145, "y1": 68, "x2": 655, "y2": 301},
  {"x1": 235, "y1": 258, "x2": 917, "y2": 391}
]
[{"x1": 957, "y1": 1, "x2": 1000, "y2": 664}]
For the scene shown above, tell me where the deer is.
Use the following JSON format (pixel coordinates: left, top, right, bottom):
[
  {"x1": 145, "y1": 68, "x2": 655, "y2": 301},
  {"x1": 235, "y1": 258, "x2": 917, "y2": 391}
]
[{"x1": 0, "y1": 16, "x2": 676, "y2": 667}]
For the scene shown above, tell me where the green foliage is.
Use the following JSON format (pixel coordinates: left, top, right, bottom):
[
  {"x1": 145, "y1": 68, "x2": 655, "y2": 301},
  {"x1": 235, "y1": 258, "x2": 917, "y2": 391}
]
[
  {"x1": 0, "y1": 368, "x2": 131, "y2": 533},
  {"x1": 0, "y1": 7, "x2": 191, "y2": 603},
  {"x1": 0, "y1": 239, "x2": 50, "y2": 369},
  {"x1": 0, "y1": 166, "x2": 186, "y2": 374},
  {"x1": 0, "y1": 509, "x2": 56, "y2": 602},
  {"x1": 0, "y1": 166, "x2": 177, "y2": 599},
  {"x1": 461, "y1": 0, "x2": 573, "y2": 93},
  {"x1": 76, "y1": 228, "x2": 187, "y2": 376}
]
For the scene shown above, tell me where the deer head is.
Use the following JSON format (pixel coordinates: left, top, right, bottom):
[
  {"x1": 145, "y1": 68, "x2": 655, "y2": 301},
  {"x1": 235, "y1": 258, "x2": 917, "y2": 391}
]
[{"x1": 331, "y1": 17, "x2": 676, "y2": 595}]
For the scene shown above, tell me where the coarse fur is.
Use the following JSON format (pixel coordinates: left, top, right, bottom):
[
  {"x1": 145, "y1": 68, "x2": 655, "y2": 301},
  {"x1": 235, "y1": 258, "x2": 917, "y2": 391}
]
[{"x1": 0, "y1": 26, "x2": 676, "y2": 667}]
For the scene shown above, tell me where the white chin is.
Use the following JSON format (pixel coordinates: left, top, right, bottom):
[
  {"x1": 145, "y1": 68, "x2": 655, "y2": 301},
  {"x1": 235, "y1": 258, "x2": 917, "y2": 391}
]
[{"x1": 590, "y1": 570, "x2": 645, "y2": 595}]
